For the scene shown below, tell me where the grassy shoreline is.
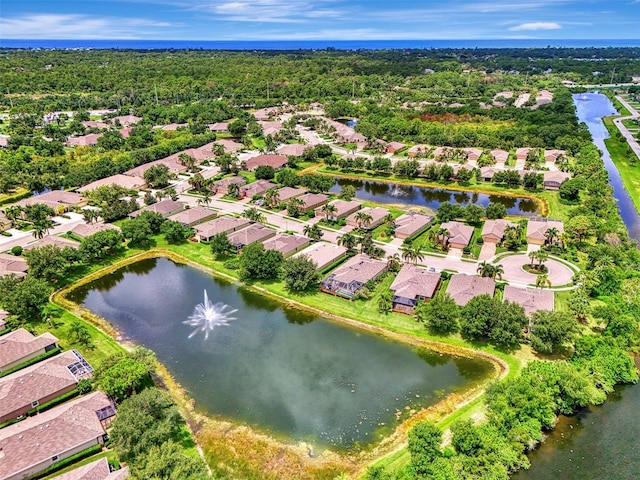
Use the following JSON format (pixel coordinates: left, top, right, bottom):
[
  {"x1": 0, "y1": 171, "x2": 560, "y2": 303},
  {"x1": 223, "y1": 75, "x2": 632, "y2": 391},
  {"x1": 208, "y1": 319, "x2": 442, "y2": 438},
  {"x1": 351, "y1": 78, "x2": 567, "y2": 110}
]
[
  {"x1": 52, "y1": 246, "x2": 515, "y2": 479},
  {"x1": 602, "y1": 115, "x2": 640, "y2": 214}
]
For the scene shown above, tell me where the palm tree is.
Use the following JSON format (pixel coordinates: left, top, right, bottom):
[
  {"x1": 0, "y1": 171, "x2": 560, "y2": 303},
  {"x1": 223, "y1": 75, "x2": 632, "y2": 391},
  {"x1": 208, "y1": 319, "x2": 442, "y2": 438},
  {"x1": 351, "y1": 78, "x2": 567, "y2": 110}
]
[
  {"x1": 378, "y1": 291, "x2": 393, "y2": 314},
  {"x1": 287, "y1": 197, "x2": 305, "y2": 217},
  {"x1": 303, "y1": 224, "x2": 323, "y2": 241},
  {"x1": 386, "y1": 253, "x2": 402, "y2": 273},
  {"x1": 264, "y1": 188, "x2": 280, "y2": 209},
  {"x1": 189, "y1": 173, "x2": 205, "y2": 192},
  {"x1": 528, "y1": 250, "x2": 538, "y2": 267},
  {"x1": 82, "y1": 209, "x2": 97, "y2": 224},
  {"x1": 227, "y1": 182, "x2": 241, "y2": 199},
  {"x1": 337, "y1": 232, "x2": 358, "y2": 252},
  {"x1": 4, "y1": 206, "x2": 22, "y2": 227},
  {"x1": 476, "y1": 261, "x2": 494, "y2": 278},
  {"x1": 536, "y1": 250, "x2": 549, "y2": 269},
  {"x1": 354, "y1": 211, "x2": 373, "y2": 229},
  {"x1": 321, "y1": 203, "x2": 338, "y2": 222},
  {"x1": 535, "y1": 274, "x2": 552, "y2": 289},
  {"x1": 212, "y1": 143, "x2": 225, "y2": 157},
  {"x1": 197, "y1": 191, "x2": 212, "y2": 207},
  {"x1": 32, "y1": 220, "x2": 52, "y2": 240},
  {"x1": 242, "y1": 207, "x2": 266, "y2": 224},
  {"x1": 493, "y1": 264, "x2": 504, "y2": 281},
  {"x1": 359, "y1": 233, "x2": 374, "y2": 255},
  {"x1": 432, "y1": 227, "x2": 449, "y2": 247},
  {"x1": 544, "y1": 227, "x2": 559, "y2": 246},
  {"x1": 401, "y1": 245, "x2": 424, "y2": 264},
  {"x1": 179, "y1": 153, "x2": 197, "y2": 172}
]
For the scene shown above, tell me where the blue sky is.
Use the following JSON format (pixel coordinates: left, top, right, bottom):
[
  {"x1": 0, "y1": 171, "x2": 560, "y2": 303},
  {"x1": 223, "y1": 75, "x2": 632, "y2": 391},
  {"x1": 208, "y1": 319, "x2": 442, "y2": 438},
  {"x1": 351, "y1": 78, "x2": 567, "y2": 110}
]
[{"x1": 0, "y1": 0, "x2": 639, "y2": 40}]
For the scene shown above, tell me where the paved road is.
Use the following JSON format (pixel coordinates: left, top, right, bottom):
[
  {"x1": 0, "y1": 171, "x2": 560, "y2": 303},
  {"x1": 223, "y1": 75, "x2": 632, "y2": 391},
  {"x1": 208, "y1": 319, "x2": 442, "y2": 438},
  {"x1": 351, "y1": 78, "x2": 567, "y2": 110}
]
[
  {"x1": 0, "y1": 213, "x2": 85, "y2": 252},
  {"x1": 613, "y1": 95, "x2": 640, "y2": 162}
]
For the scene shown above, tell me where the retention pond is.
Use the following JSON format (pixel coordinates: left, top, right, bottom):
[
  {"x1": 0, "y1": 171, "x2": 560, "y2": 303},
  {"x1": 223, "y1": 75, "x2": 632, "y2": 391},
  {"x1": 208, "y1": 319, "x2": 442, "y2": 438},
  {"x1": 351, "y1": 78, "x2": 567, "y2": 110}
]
[{"x1": 68, "y1": 257, "x2": 494, "y2": 450}]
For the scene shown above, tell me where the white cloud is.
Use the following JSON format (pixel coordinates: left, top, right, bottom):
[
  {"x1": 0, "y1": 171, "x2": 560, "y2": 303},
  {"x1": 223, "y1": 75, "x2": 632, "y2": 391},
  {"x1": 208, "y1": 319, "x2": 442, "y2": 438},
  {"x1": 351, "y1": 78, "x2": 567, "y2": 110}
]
[
  {"x1": 0, "y1": 13, "x2": 175, "y2": 39},
  {"x1": 509, "y1": 22, "x2": 562, "y2": 31}
]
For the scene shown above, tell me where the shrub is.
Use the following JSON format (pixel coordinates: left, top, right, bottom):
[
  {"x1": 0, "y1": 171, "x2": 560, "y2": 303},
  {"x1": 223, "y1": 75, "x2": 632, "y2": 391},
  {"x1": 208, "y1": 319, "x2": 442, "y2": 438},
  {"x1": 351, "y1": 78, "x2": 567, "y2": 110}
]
[{"x1": 10, "y1": 246, "x2": 22, "y2": 256}]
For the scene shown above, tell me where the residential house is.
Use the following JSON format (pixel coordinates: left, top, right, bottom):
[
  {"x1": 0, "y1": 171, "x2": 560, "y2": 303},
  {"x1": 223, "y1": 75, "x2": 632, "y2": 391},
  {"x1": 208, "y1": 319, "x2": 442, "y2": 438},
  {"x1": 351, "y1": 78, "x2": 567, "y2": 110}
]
[
  {"x1": 157, "y1": 123, "x2": 188, "y2": 131},
  {"x1": 490, "y1": 149, "x2": 509, "y2": 164},
  {"x1": 240, "y1": 180, "x2": 277, "y2": 198},
  {"x1": 294, "y1": 242, "x2": 348, "y2": 271},
  {"x1": 543, "y1": 171, "x2": 571, "y2": 190},
  {"x1": 52, "y1": 458, "x2": 128, "y2": 480},
  {"x1": 168, "y1": 207, "x2": 217, "y2": 227},
  {"x1": 208, "y1": 122, "x2": 229, "y2": 132},
  {"x1": 321, "y1": 254, "x2": 387, "y2": 299},
  {"x1": 17, "y1": 190, "x2": 87, "y2": 212},
  {"x1": 253, "y1": 107, "x2": 279, "y2": 121},
  {"x1": 440, "y1": 221, "x2": 475, "y2": 249},
  {"x1": 389, "y1": 264, "x2": 441, "y2": 314},
  {"x1": 0, "y1": 135, "x2": 10, "y2": 148},
  {"x1": 112, "y1": 115, "x2": 141, "y2": 126},
  {"x1": 386, "y1": 141, "x2": 406, "y2": 154},
  {"x1": 258, "y1": 121, "x2": 284, "y2": 136},
  {"x1": 346, "y1": 207, "x2": 389, "y2": 230},
  {"x1": 226, "y1": 224, "x2": 276, "y2": 250},
  {"x1": 463, "y1": 148, "x2": 483, "y2": 162},
  {"x1": 446, "y1": 274, "x2": 496, "y2": 306},
  {"x1": 0, "y1": 329, "x2": 59, "y2": 373},
  {"x1": 118, "y1": 127, "x2": 132, "y2": 139},
  {"x1": 503, "y1": 285, "x2": 555, "y2": 317},
  {"x1": 479, "y1": 167, "x2": 500, "y2": 182},
  {"x1": 481, "y1": 219, "x2": 517, "y2": 244},
  {"x1": 315, "y1": 199, "x2": 361, "y2": 221},
  {"x1": 66, "y1": 133, "x2": 103, "y2": 147},
  {"x1": 263, "y1": 233, "x2": 311, "y2": 257},
  {"x1": 214, "y1": 139, "x2": 244, "y2": 153},
  {"x1": 407, "y1": 144, "x2": 429, "y2": 158},
  {"x1": 124, "y1": 155, "x2": 186, "y2": 178},
  {"x1": 129, "y1": 199, "x2": 184, "y2": 218},
  {"x1": 70, "y1": 223, "x2": 119, "y2": 239},
  {"x1": 394, "y1": 211, "x2": 433, "y2": 239},
  {"x1": 276, "y1": 186, "x2": 306, "y2": 204},
  {"x1": 213, "y1": 176, "x2": 247, "y2": 195},
  {"x1": 193, "y1": 216, "x2": 250, "y2": 242},
  {"x1": 24, "y1": 235, "x2": 80, "y2": 251},
  {"x1": 81, "y1": 120, "x2": 109, "y2": 129},
  {"x1": 77, "y1": 174, "x2": 145, "y2": 193},
  {"x1": 534, "y1": 90, "x2": 554, "y2": 108},
  {"x1": 276, "y1": 144, "x2": 310, "y2": 157},
  {"x1": 526, "y1": 219, "x2": 564, "y2": 246},
  {"x1": 245, "y1": 154, "x2": 289, "y2": 171},
  {"x1": 0, "y1": 391, "x2": 116, "y2": 480},
  {"x1": 544, "y1": 149, "x2": 567, "y2": 163},
  {"x1": 0, "y1": 211, "x2": 10, "y2": 232},
  {"x1": 297, "y1": 193, "x2": 329, "y2": 212},
  {"x1": 0, "y1": 253, "x2": 28, "y2": 279},
  {"x1": 516, "y1": 147, "x2": 532, "y2": 162},
  {"x1": 453, "y1": 163, "x2": 474, "y2": 178},
  {"x1": 0, "y1": 350, "x2": 93, "y2": 424}
]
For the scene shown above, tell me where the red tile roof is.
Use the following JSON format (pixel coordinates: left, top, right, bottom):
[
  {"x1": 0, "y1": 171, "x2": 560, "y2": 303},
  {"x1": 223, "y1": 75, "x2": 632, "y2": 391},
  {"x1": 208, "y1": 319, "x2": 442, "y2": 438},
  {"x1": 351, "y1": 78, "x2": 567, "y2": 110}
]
[{"x1": 0, "y1": 329, "x2": 59, "y2": 371}]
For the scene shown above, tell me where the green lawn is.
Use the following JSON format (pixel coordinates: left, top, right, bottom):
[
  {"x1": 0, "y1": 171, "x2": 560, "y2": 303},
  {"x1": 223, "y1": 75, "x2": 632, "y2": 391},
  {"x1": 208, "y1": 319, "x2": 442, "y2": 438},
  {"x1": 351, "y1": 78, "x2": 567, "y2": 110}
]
[{"x1": 603, "y1": 116, "x2": 640, "y2": 214}]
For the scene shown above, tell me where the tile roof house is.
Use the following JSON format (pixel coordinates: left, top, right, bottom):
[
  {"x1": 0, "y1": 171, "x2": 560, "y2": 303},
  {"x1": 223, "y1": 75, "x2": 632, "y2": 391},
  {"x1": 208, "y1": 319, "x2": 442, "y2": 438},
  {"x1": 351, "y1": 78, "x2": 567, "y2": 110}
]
[
  {"x1": 77, "y1": 174, "x2": 145, "y2": 193},
  {"x1": 276, "y1": 144, "x2": 311, "y2": 157},
  {"x1": 315, "y1": 199, "x2": 361, "y2": 221},
  {"x1": 516, "y1": 147, "x2": 532, "y2": 162},
  {"x1": 258, "y1": 121, "x2": 284, "y2": 135},
  {"x1": 213, "y1": 176, "x2": 247, "y2": 195},
  {"x1": 81, "y1": 121, "x2": 109, "y2": 129},
  {"x1": 386, "y1": 141, "x2": 406, "y2": 154},
  {"x1": 245, "y1": 154, "x2": 289, "y2": 171},
  {"x1": 112, "y1": 115, "x2": 141, "y2": 126},
  {"x1": 543, "y1": 171, "x2": 571, "y2": 190},
  {"x1": 70, "y1": 222, "x2": 120, "y2": 239},
  {"x1": 276, "y1": 187, "x2": 306, "y2": 203},
  {"x1": 490, "y1": 149, "x2": 509, "y2": 164},
  {"x1": 124, "y1": 156, "x2": 186, "y2": 178},
  {"x1": 118, "y1": 127, "x2": 132, "y2": 139},
  {"x1": 66, "y1": 133, "x2": 103, "y2": 147},
  {"x1": 227, "y1": 223, "x2": 276, "y2": 250},
  {"x1": 214, "y1": 139, "x2": 244, "y2": 153},
  {"x1": 481, "y1": 219, "x2": 517, "y2": 243},
  {"x1": 294, "y1": 242, "x2": 348, "y2": 271},
  {"x1": 297, "y1": 193, "x2": 329, "y2": 212},
  {"x1": 17, "y1": 191, "x2": 87, "y2": 211},
  {"x1": 526, "y1": 219, "x2": 564, "y2": 246},
  {"x1": 0, "y1": 329, "x2": 59, "y2": 373},
  {"x1": 51, "y1": 457, "x2": 128, "y2": 480},
  {"x1": 390, "y1": 264, "x2": 441, "y2": 314},
  {"x1": 262, "y1": 233, "x2": 311, "y2": 257},
  {"x1": 24, "y1": 235, "x2": 80, "y2": 251},
  {"x1": 0, "y1": 350, "x2": 93, "y2": 424},
  {"x1": 346, "y1": 207, "x2": 390, "y2": 230},
  {"x1": 440, "y1": 221, "x2": 475, "y2": 249},
  {"x1": 129, "y1": 199, "x2": 184, "y2": 219},
  {"x1": 479, "y1": 167, "x2": 500, "y2": 182},
  {"x1": 394, "y1": 211, "x2": 433, "y2": 239},
  {"x1": 407, "y1": 144, "x2": 430, "y2": 158},
  {"x1": 503, "y1": 285, "x2": 555, "y2": 317},
  {"x1": 321, "y1": 254, "x2": 387, "y2": 299},
  {"x1": 157, "y1": 123, "x2": 188, "y2": 131},
  {"x1": 463, "y1": 148, "x2": 483, "y2": 162},
  {"x1": 544, "y1": 149, "x2": 567, "y2": 163},
  {"x1": 168, "y1": 207, "x2": 217, "y2": 227},
  {"x1": 0, "y1": 253, "x2": 28, "y2": 279},
  {"x1": 446, "y1": 274, "x2": 496, "y2": 306},
  {"x1": 0, "y1": 211, "x2": 10, "y2": 232},
  {"x1": 193, "y1": 216, "x2": 251, "y2": 242},
  {"x1": 0, "y1": 391, "x2": 116, "y2": 480},
  {"x1": 240, "y1": 180, "x2": 277, "y2": 198},
  {"x1": 208, "y1": 122, "x2": 229, "y2": 132}
]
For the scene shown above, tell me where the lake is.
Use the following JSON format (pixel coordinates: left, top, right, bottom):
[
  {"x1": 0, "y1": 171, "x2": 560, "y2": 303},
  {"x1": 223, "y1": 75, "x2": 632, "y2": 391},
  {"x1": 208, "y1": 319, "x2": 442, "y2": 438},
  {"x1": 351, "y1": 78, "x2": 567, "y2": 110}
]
[
  {"x1": 330, "y1": 178, "x2": 539, "y2": 216},
  {"x1": 69, "y1": 257, "x2": 493, "y2": 449}
]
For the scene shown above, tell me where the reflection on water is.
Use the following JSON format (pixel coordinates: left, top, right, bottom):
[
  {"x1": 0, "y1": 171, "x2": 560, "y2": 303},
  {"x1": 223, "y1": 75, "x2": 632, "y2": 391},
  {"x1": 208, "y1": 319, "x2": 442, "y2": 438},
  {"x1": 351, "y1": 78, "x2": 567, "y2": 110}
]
[
  {"x1": 70, "y1": 257, "x2": 493, "y2": 449},
  {"x1": 330, "y1": 178, "x2": 539, "y2": 216}
]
